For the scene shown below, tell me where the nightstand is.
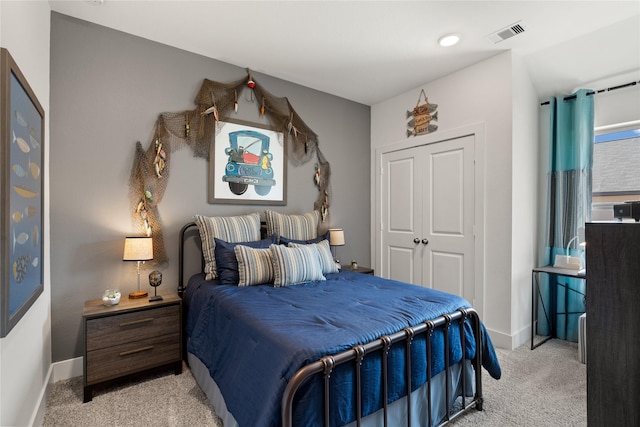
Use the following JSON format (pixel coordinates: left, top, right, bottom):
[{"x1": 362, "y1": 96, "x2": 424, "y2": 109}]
[
  {"x1": 341, "y1": 265, "x2": 374, "y2": 275},
  {"x1": 83, "y1": 293, "x2": 182, "y2": 402}
]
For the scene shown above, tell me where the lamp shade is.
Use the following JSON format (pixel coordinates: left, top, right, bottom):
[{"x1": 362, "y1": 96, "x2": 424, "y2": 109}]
[
  {"x1": 123, "y1": 236, "x2": 153, "y2": 261},
  {"x1": 329, "y1": 229, "x2": 345, "y2": 246}
]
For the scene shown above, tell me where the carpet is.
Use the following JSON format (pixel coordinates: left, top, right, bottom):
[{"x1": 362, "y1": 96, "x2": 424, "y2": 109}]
[
  {"x1": 449, "y1": 339, "x2": 586, "y2": 426},
  {"x1": 43, "y1": 339, "x2": 586, "y2": 426},
  {"x1": 43, "y1": 364, "x2": 221, "y2": 427}
]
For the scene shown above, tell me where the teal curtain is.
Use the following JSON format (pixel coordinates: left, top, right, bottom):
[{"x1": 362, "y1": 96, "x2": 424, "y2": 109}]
[{"x1": 540, "y1": 89, "x2": 593, "y2": 342}]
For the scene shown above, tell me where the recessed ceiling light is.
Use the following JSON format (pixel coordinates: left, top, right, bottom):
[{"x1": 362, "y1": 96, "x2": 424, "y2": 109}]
[{"x1": 438, "y1": 34, "x2": 460, "y2": 47}]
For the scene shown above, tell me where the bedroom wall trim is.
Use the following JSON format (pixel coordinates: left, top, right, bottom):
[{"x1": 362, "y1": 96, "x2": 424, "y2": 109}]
[
  {"x1": 30, "y1": 357, "x2": 83, "y2": 425},
  {"x1": 486, "y1": 325, "x2": 530, "y2": 351},
  {"x1": 51, "y1": 356, "x2": 83, "y2": 382},
  {"x1": 28, "y1": 363, "x2": 53, "y2": 427}
]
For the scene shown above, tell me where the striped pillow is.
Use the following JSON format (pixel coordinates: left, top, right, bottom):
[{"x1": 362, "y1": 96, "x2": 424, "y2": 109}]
[
  {"x1": 214, "y1": 235, "x2": 277, "y2": 285},
  {"x1": 288, "y1": 239, "x2": 339, "y2": 275},
  {"x1": 270, "y1": 244, "x2": 325, "y2": 287},
  {"x1": 234, "y1": 246, "x2": 274, "y2": 286},
  {"x1": 194, "y1": 213, "x2": 261, "y2": 280},
  {"x1": 265, "y1": 210, "x2": 319, "y2": 241}
]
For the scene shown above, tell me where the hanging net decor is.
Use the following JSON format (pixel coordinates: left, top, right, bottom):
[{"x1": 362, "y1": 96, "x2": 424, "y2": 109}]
[{"x1": 128, "y1": 69, "x2": 332, "y2": 264}]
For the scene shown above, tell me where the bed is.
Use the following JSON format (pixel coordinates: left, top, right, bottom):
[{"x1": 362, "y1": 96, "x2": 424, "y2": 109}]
[{"x1": 179, "y1": 212, "x2": 501, "y2": 427}]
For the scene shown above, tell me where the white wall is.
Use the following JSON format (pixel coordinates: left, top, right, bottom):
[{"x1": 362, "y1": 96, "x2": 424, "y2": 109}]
[
  {"x1": 511, "y1": 53, "x2": 540, "y2": 346},
  {"x1": 0, "y1": 2, "x2": 52, "y2": 426},
  {"x1": 592, "y1": 72, "x2": 640, "y2": 128},
  {"x1": 371, "y1": 52, "x2": 518, "y2": 348}
]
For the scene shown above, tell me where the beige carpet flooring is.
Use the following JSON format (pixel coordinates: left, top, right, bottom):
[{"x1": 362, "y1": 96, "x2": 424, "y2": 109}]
[
  {"x1": 449, "y1": 339, "x2": 586, "y2": 426},
  {"x1": 43, "y1": 363, "x2": 222, "y2": 427},
  {"x1": 43, "y1": 339, "x2": 586, "y2": 426}
]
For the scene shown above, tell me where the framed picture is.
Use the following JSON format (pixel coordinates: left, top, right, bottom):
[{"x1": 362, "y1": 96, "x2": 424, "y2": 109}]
[
  {"x1": 1, "y1": 48, "x2": 45, "y2": 337},
  {"x1": 208, "y1": 119, "x2": 287, "y2": 205}
]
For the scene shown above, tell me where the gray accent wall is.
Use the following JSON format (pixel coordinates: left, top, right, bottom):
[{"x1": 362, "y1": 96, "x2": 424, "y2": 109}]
[{"x1": 50, "y1": 12, "x2": 370, "y2": 362}]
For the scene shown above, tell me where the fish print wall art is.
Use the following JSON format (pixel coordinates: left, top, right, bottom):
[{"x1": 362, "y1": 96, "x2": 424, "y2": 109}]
[
  {"x1": 407, "y1": 89, "x2": 438, "y2": 137},
  {"x1": 1, "y1": 48, "x2": 45, "y2": 337}
]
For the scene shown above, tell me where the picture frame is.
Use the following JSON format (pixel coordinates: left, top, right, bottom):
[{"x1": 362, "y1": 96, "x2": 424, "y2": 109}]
[
  {"x1": 1, "y1": 48, "x2": 45, "y2": 337},
  {"x1": 208, "y1": 118, "x2": 287, "y2": 205}
]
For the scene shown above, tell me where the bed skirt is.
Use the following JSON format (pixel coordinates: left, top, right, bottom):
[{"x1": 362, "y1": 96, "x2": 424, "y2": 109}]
[{"x1": 188, "y1": 349, "x2": 475, "y2": 427}]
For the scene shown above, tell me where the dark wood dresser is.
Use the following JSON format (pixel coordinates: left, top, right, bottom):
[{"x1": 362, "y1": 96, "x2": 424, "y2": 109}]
[
  {"x1": 83, "y1": 293, "x2": 182, "y2": 402},
  {"x1": 585, "y1": 222, "x2": 640, "y2": 426}
]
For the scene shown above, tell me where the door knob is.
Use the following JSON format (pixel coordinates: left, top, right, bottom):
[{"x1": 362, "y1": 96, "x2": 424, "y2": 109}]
[
  {"x1": 413, "y1": 238, "x2": 420, "y2": 244},
  {"x1": 422, "y1": 239, "x2": 429, "y2": 245}
]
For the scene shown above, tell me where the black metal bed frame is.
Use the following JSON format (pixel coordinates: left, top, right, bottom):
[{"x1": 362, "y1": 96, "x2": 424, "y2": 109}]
[
  {"x1": 281, "y1": 308, "x2": 483, "y2": 427},
  {"x1": 179, "y1": 221, "x2": 484, "y2": 427},
  {"x1": 178, "y1": 221, "x2": 199, "y2": 297}
]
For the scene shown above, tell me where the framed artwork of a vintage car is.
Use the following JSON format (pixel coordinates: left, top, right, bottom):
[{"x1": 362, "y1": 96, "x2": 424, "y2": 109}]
[{"x1": 208, "y1": 119, "x2": 286, "y2": 205}]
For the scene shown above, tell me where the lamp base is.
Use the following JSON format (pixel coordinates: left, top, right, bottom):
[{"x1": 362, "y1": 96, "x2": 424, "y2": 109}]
[
  {"x1": 553, "y1": 254, "x2": 583, "y2": 270},
  {"x1": 149, "y1": 295, "x2": 163, "y2": 302},
  {"x1": 128, "y1": 290, "x2": 148, "y2": 299}
]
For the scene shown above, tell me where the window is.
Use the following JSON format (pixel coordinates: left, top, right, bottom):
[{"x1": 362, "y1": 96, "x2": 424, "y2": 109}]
[{"x1": 591, "y1": 126, "x2": 640, "y2": 220}]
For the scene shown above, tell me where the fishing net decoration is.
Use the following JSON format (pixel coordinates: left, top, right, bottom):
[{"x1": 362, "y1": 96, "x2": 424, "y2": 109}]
[{"x1": 129, "y1": 69, "x2": 332, "y2": 265}]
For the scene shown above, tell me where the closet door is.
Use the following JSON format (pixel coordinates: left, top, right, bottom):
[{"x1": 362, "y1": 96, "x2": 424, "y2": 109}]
[
  {"x1": 380, "y1": 135, "x2": 475, "y2": 301},
  {"x1": 422, "y1": 135, "x2": 475, "y2": 299},
  {"x1": 380, "y1": 145, "x2": 424, "y2": 284}
]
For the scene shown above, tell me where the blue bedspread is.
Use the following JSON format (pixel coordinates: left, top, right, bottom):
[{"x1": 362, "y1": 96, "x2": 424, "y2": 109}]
[{"x1": 185, "y1": 270, "x2": 501, "y2": 427}]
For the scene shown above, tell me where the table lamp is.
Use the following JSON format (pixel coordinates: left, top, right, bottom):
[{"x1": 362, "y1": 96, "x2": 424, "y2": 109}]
[
  {"x1": 329, "y1": 228, "x2": 345, "y2": 267},
  {"x1": 123, "y1": 236, "x2": 153, "y2": 298}
]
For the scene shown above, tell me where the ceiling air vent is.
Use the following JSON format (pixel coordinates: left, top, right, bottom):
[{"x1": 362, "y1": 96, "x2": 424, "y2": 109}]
[{"x1": 487, "y1": 21, "x2": 527, "y2": 44}]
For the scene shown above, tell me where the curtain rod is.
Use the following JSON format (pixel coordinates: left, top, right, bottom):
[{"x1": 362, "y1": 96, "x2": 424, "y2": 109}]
[{"x1": 539, "y1": 80, "x2": 639, "y2": 106}]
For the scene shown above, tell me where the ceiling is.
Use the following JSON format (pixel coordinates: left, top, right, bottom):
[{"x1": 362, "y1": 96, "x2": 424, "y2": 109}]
[{"x1": 48, "y1": 1, "x2": 640, "y2": 105}]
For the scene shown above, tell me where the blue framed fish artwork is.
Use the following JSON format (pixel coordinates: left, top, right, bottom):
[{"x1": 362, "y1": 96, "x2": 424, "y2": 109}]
[
  {"x1": 1, "y1": 48, "x2": 45, "y2": 337},
  {"x1": 208, "y1": 119, "x2": 286, "y2": 205}
]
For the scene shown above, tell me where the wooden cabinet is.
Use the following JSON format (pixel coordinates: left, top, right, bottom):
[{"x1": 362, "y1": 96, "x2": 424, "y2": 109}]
[
  {"x1": 585, "y1": 223, "x2": 640, "y2": 426},
  {"x1": 83, "y1": 293, "x2": 182, "y2": 402}
]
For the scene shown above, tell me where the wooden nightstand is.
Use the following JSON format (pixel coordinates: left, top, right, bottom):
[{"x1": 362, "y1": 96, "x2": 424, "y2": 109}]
[
  {"x1": 83, "y1": 293, "x2": 182, "y2": 402},
  {"x1": 341, "y1": 265, "x2": 374, "y2": 275}
]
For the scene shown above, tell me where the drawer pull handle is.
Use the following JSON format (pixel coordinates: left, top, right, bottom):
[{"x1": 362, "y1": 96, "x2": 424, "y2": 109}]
[
  {"x1": 119, "y1": 345, "x2": 154, "y2": 357},
  {"x1": 119, "y1": 317, "x2": 154, "y2": 327}
]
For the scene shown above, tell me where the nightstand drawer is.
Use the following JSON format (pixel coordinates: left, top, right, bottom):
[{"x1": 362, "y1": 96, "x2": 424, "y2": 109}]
[
  {"x1": 86, "y1": 305, "x2": 179, "y2": 352},
  {"x1": 83, "y1": 294, "x2": 182, "y2": 402},
  {"x1": 86, "y1": 332, "x2": 180, "y2": 384}
]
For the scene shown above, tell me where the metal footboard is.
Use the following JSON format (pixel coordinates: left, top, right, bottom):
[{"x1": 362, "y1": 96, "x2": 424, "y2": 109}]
[{"x1": 281, "y1": 308, "x2": 484, "y2": 427}]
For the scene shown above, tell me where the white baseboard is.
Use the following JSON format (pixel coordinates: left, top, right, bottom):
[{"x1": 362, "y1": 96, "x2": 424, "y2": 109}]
[
  {"x1": 51, "y1": 356, "x2": 83, "y2": 382},
  {"x1": 511, "y1": 324, "x2": 532, "y2": 350},
  {"x1": 30, "y1": 358, "x2": 83, "y2": 426},
  {"x1": 485, "y1": 325, "x2": 530, "y2": 351},
  {"x1": 29, "y1": 364, "x2": 53, "y2": 427}
]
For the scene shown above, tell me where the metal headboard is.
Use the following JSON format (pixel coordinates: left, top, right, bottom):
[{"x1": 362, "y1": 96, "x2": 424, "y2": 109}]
[
  {"x1": 178, "y1": 219, "x2": 269, "y2": 297},
  {"x1": 178, "y1": 221, "x2": 202, "y2": 298}
]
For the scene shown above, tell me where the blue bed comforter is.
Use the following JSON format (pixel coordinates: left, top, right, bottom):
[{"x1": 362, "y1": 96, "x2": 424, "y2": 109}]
[{"x1": 184, "y1": 270, "x2": 501, "y2": 427}]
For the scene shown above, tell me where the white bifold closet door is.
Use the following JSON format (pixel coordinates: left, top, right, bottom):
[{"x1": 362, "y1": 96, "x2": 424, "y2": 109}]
[{"x1": 380, "y1": 134, "x2": 475, "y2": 302}]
